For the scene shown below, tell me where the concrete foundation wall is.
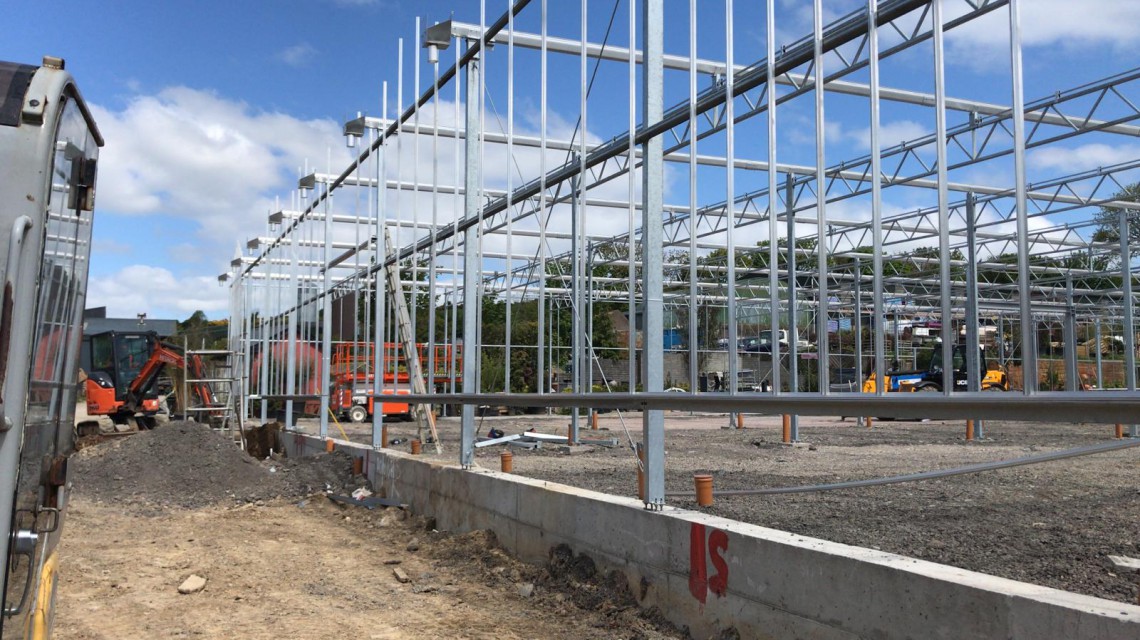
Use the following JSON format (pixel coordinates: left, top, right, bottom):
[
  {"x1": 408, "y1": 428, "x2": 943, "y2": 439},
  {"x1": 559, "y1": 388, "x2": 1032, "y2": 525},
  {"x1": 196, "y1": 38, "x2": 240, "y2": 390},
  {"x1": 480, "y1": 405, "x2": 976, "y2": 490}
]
[{"x1": 284, "y1": 433, "x2": 1140, "y2": 639}]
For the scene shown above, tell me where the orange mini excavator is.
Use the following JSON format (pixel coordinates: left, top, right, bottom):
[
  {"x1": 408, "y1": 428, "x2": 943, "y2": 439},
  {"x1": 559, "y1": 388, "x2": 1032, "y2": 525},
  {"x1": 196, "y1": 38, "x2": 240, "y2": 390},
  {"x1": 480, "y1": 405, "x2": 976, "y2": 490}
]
[{"x1": 84, "y1": 331, "x2": 216, "y2": 429}]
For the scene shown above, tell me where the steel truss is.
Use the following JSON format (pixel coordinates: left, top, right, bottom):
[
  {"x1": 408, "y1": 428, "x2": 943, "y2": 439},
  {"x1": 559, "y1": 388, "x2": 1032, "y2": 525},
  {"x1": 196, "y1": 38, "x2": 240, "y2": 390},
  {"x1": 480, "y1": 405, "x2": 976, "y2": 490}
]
[{"x1": 227, "y1": 0, "x2": 1140, "y2": 509}]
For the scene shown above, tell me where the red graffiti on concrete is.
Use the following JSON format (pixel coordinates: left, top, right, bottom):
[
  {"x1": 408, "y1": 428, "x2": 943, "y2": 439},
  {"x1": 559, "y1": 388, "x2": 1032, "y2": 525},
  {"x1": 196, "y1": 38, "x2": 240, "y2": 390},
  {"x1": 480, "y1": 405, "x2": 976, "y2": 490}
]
[{"x1": 689, "y1": 523, "x2": 729, "y2": 604}]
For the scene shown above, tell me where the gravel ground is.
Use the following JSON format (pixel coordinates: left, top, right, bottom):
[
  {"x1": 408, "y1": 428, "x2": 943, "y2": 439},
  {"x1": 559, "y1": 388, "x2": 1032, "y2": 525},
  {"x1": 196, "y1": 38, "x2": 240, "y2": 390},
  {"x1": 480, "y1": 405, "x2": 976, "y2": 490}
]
[
  {"x1": 61, "y1": 421, "x2": 687, "y2": 639},
  {"x1": 72, "y1": 421, "x2": 366, "y2": 510},
  {"x1": 324, "y1": 412, "x2": 1140, "y2": 604}
]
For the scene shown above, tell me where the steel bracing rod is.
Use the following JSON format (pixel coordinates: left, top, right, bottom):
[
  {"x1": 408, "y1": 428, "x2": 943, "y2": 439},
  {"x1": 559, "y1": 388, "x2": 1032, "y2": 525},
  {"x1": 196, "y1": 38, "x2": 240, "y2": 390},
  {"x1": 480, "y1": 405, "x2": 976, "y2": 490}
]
[
  {"x1": 868, "y1": 160, "x2": 1140, "y2": 248},
  {"x1": 685, "y1": 159, "x2": 1140, "y2": 259},
  {"x1": 505, "y1": 160, "x2": 1140, "y2": 301},
  {"x1": 671, "y1": 438, "x2": 1140, "y2": 497},
  {"x1": 447, "y1": 20, "x2": 1140, "y2": 139},
  {"x1": 240, "y1": 2, "x2": 1130, "y2": 335},
  {"x1": 303, "y1": 175, "x2": 694, "y2": 222},
  {"x1": 382, "y1": 0, "x2": 966, "y2": 270},
  {"x1": 324, "y1": 54, "x2": 1136, "y2": 280},
  {"x1": 771, "y1": 71, "x2": 1140, "y2": 216},
  {"x1": 524, "y1": 265, "x2": 1124, "y2": 308},
  {"x1": 486, "y1": 74, "x2": 1140, "y2": 273},
  {"x1": 826, "y1": 250, "x2": 1131, "y2": 285},
  {"x1": 248, "y1": 288, "x2": 1117, "y2": 341},
  {"x1": 237, "y1": 0, "x2": 531, "y2": 279},
  {"x1": 306, "y1": 54, "x2": 1137, "y2": 212},
  {"x1": 651, "y1": 0, "x2": 1007, "y2": 161},
  {"x1": 399, "y1": 391, "x2": 1140, "y2": 425},
  {"x1": 474, "y1": 0, "x2": 1012, "y2": 257},
  {"x1": 493, "y1": 245, "x2": 1132, "y2": 319},
  {"x1": 337, "y1": 118, "x2": 806, "y2": 174},
  {"x1": 376, "y1": 3, "x2": 1035, "y2": 301},
  {"x1": 676, "y1": 72, "x2": 1140, "y2": 241}
]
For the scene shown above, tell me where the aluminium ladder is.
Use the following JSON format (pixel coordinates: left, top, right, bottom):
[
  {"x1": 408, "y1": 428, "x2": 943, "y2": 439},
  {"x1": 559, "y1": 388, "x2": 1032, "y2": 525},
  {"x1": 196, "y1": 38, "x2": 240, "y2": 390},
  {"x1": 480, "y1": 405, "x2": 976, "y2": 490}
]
[{"x1": 383, "y1": 228, "x2": 441, "y2": 453}]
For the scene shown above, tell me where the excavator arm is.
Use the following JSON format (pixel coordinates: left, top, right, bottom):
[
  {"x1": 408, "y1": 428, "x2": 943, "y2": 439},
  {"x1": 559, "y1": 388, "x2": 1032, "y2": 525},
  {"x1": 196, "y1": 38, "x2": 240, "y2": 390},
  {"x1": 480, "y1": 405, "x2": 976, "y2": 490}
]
[{"x1": 125, "y1": 339, "x2": 215, "y2": 413}]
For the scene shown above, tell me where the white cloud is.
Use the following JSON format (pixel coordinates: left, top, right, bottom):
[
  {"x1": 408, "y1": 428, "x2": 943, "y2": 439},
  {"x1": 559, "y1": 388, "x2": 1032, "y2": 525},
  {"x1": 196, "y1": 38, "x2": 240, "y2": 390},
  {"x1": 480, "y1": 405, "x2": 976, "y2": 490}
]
[
  {"x1": 848, "y1": 120, "x2": 929, "y2": 152},
  {"x1": 1030, "y1": 143, "x2": 1140, "y2": 173},
  {"x1": 86, "y1": 86, "x2": 661, "y2": 321},
  {"x1": 87, "y1": 265, "x2": 229, "y2": 319},
  {"x1": 947, "y1": 0, "x2": 1140, "y2": 59},
  {"x1": 89, "y1": 87, "x2": 351, "y2": 255},
  {"x1": 92, "y1": 238, "x2": 133, "y2": 256},
  {"x1": 276, "y1": 43, "x2": 317, "y2": 68}
]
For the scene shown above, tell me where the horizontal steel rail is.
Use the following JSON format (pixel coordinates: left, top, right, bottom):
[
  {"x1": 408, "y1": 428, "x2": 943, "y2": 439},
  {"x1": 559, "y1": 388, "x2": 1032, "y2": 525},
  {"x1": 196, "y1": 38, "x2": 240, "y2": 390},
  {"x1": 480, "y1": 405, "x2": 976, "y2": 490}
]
[{"x1": 399, "y1": 392, "x2": 1140, "y2": 425}]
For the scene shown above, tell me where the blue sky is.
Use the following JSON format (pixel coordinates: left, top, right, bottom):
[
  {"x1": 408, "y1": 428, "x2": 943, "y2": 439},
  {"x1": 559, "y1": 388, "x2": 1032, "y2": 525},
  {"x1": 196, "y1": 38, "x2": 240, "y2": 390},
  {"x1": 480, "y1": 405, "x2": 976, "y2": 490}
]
[{"x1": 4, "y1": 0, "x2": 1139, "y2": 321}]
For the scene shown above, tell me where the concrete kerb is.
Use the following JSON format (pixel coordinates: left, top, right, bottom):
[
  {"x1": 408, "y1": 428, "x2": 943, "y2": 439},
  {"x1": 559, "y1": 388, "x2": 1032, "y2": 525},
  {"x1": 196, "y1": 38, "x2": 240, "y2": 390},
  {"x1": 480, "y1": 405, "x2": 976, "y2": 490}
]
[{"x1": 286, "y1": 434, "x2": 1140, "y2": 640}]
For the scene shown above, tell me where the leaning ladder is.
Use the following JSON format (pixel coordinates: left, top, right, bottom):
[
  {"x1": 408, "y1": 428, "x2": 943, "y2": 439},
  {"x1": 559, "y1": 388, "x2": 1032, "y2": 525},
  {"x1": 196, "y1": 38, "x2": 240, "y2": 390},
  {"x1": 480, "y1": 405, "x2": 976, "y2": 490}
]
[{"x1": 383, "y1": 228, "x2": 441, "y2": 453}]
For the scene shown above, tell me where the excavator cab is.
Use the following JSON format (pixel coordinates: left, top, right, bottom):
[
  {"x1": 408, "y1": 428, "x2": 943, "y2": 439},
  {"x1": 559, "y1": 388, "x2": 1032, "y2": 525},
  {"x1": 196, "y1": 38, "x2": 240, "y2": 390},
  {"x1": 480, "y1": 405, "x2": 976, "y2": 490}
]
[{"x1": 85, "y1": 331, "x2": 165, "y2": 426}]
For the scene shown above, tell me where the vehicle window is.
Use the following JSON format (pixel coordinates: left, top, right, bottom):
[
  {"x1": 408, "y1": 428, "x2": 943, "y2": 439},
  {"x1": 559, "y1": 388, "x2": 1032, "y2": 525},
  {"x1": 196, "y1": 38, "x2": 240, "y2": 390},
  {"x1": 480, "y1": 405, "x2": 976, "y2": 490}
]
[
  {"x1": 91, "y1": 334, "x2": 113, "y2": 371},
  {"x1": 952, "y1": 349, "x2": 966, "y2": 371},
  {"x1": 25, "y1": 96, "x2": 97, "y2": 424},
  {"x1": 114, "y1": 335, "x2": 152, "y2": 393}
]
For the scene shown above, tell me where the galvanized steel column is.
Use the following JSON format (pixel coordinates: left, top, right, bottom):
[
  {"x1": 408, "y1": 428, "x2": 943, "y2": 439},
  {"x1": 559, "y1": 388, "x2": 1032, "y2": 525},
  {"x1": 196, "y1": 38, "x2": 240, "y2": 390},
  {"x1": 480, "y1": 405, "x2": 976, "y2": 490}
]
[
  {"x1": 1064, "y1": 276, "x2": 1078, "y2": 392},
  {"x1": 373, "y1": 86, "x2": 389, "y2": 450},
  {"x1": 766, "y1": 0, "x2": 781, "y2": 397},
  {"x1": 725, "y1": 0, "x2": 738, "y2": 413},
  {"x1": 641, "y1": 0, "x2": 666, "y2": 508},
  {"x1": 285, "y1": 210, "x2": 299, "y2": 430},
  {"x1": 812, "y1": 0, "x2": 830, "y2": 395},
  {"x1": 412, "y1": 19, "x2": 422, "y2": 369},
  {"x1": 460, "y1": 42, "x2": 482, "y2": 468},
  {"x1": 428, "y1": 54, "x2": 441, "y2": 402},
  {"x1": 536, "y1": 0, "x2": 548, "y2": 397},
  {"x1": 785, "y1": 174, "x2": 799, "y2": 439},
  {"x1": 1009, "y1": 0, "x2": 1037, "y2": 394},
  {"x1": 868, "y1": 0, "x2": 885, "y2": 397},
  {"x1": 932, "y1": 0, "x2": 953, "y2": 397},
  {"x1": 1120, "y1": 208, "x2": 1137, "y2": 437},
  {"x1": 259, "y1": 313, "x2": 269, "y2": 424},
  {"x1": 854, "y1": 257, "x2": 863, "y2": 386},
  {"x1": 319, "y1": 177, "x2": 333, "y2": 439},
  {"x1": 570, "y1": 173, "x2": 582, "y2": 440},
  {"x1": 1095, "y1": 317, "x2": 1103, "y2": 388},
  {"x1": 504, "y1": 7, "x2": 515, "y2": 394},
  {"x1": 683, "y1": 0, "x2": 692, "y2": 397},
  {"x1": 965, "y1": 192, "x2": 983, "y2": 436}
]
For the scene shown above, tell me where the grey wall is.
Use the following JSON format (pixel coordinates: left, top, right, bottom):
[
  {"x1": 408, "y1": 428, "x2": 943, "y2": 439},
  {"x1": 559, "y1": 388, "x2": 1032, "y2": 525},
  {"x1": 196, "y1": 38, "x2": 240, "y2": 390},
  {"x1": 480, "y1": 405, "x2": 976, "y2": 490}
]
[{"x1": 285, "y1": 433, "x2": 1140, "y2": 640}]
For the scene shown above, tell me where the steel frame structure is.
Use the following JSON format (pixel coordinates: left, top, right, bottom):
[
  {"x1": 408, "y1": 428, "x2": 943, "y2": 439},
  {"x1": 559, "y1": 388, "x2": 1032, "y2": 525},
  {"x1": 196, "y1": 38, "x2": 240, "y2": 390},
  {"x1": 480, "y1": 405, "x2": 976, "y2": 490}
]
[{"x1": 227, "y1": 0, "x2": 1140, "y2": 508}]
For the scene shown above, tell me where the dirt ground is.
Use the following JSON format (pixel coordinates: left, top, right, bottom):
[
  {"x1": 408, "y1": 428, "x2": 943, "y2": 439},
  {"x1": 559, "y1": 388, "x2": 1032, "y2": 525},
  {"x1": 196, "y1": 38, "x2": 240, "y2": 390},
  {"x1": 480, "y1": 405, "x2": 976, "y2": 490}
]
[
  {"x1": 326, "y1": 411, "x2": 1140, "y2": 605},
  {"x1": 55, "y1": 424, "x2": 685, "y2": 640}
]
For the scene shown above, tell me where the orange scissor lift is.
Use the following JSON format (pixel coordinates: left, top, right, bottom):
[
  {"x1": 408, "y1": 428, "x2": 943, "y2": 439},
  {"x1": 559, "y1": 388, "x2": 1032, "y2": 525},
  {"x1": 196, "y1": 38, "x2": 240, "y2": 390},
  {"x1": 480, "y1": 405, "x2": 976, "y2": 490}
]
[{"x1": 328, "y1": 342, "x2": 462, "y2": 423}]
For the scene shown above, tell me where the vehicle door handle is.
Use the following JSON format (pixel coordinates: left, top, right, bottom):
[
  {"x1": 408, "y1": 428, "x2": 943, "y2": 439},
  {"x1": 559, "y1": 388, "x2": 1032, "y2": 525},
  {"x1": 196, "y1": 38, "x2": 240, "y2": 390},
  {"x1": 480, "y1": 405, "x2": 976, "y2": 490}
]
[{"x1": 3, "y1": 529, "x2": 39, "y2": 617}]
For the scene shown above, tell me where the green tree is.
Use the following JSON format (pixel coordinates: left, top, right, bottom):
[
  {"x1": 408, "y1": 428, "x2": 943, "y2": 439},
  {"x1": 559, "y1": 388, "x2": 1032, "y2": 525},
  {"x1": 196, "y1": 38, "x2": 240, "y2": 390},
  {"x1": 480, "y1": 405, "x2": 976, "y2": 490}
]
[
  {"x1": 1092, "y1": 183, "x2": 1140, "y2": 244},
  {"x1": 175, "y1": 310, "x2": 227, "y2": 349}
]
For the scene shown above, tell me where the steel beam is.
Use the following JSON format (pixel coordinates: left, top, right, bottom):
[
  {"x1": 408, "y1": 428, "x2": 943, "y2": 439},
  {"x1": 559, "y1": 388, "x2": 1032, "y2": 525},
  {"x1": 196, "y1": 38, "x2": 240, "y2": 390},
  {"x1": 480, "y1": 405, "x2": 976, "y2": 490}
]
[{"x1": 641, "y1": 0, "x2": 665, "y2": 509}]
